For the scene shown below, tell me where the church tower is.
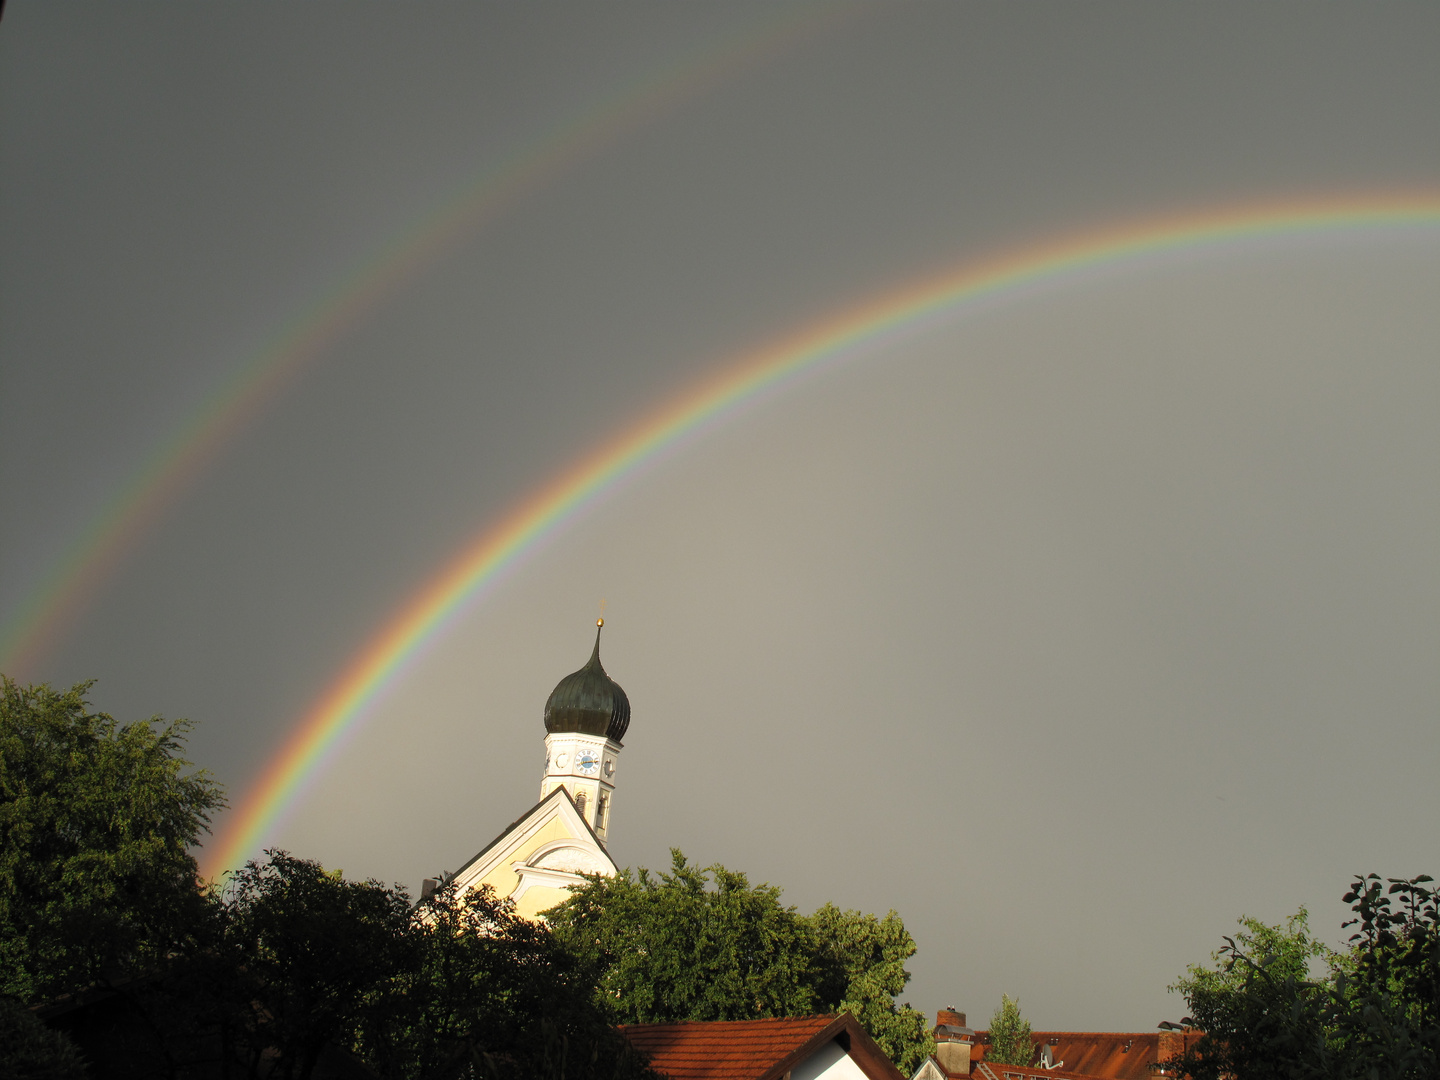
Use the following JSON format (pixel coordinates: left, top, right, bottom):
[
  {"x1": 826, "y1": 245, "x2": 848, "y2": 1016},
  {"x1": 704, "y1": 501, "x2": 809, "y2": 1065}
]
[
  {"x1": 444, "y1": 620, "x2": 626, "y2": 920},
  {"x1": 539, "y1": 618, "x2": 629, "y2": 845}
]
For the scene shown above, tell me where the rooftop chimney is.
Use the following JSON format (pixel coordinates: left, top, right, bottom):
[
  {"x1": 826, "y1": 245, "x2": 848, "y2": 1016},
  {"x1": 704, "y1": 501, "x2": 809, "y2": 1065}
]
[
  {"x1": 934, "y1": 1008, "x2": 974, "y2": 1076},
  {"x1": 1157, "y1": 1030, "x2": 1187, "y2": 1073}
]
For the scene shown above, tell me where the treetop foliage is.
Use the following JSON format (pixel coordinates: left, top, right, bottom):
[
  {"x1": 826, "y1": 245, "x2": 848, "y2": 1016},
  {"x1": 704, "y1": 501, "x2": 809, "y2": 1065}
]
[
  {"x1": 546, "y1": 850, "x2": 818, "y2": 1024},
  {"x1": 1171, "y1": 875, "x2": 1439, "y2": 1080},
  {"x1": 211, "y1": 852, "x2": 653, "y2": 1080},
  {"x1": 0, "y1": 677, "x2": 224, "y2": 1003},
  {"x1": 217, "y1": 852, "x2": 417, "y2": 1079},
  {"x1": 986, "y1": 993, "x2": 1033, "y2": 1067},
  {"x1": 1171, "y1": 906, "x2": 1333, "y2": 1010},
  {"x1": 545, "y1": 850, "x2": 934, "y2": 1074},
  {"x1": 807, "y1": 900, "x2": 932, "y2": 1072},
  {"x1": 24, "y1": 847, "x2": 655, "y2": 1080},
  {"x1": 0, "y1": 995, "x2": 88, "y2": 1080}
]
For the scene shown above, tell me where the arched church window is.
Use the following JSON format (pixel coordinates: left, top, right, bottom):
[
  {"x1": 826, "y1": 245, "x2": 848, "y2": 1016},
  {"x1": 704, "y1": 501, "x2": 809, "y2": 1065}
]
[
  {"x1": 574, "y1": 791, "x2": 587, "y2": 818},
  {"x1": 596, "y1": 792, "x2": 608, "y2": 830}
]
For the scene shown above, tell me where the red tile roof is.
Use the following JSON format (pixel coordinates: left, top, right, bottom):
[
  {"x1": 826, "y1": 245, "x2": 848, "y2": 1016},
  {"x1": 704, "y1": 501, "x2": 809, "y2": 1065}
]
[
  {"x1": 971, "y1": 1031, "x2": 1197, "y2": 1080},
  {"x1": 620, "y1": 1014, "x2": 905, "y2": 1080},
  {"x1": 971, "y1": 1061, "x2": 1114, "y2": 1080}
]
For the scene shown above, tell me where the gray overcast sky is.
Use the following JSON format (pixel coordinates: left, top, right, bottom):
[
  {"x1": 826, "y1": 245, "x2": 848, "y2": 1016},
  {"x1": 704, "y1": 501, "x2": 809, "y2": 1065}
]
[{"x1": 2, "y1": 2, "x2": 1438, "y2": 1031}]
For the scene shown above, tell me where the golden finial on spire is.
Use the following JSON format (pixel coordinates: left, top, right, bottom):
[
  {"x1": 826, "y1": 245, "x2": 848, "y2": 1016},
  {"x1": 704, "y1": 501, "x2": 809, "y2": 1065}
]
[{"x1": 597, "y1": 598, "x2": 606, "y2": 628}]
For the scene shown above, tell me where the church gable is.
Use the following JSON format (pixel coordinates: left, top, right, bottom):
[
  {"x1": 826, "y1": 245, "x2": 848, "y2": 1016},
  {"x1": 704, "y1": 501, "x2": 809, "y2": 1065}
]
[
  {"x1": 448, "y1": 785, "x2": 617, "y2": 920},
  {"x1": 439, "y1": 623, "x2": 630, "y2": 920},
  {"x1": 526, "y1": 837, "x2": 613, "y2": 876}
]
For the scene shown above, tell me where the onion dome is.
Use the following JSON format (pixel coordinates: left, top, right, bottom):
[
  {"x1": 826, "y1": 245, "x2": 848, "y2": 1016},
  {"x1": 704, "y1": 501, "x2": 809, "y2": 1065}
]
[{"x1": 544, "y1": 620, "x2": 630, "y2": 742}]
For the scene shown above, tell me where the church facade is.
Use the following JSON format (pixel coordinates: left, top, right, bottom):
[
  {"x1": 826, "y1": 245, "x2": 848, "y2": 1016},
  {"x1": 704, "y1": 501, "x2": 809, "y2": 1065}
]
[{"x1": 442, "y1": 620, "x2": 629, "y2": 919}]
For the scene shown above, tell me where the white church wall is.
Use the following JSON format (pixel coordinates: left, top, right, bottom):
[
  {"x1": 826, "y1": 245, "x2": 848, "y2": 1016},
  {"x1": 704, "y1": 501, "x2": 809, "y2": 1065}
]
[{"x1": 792, "y1": 1039, "x2": 871, "y2": 1080}]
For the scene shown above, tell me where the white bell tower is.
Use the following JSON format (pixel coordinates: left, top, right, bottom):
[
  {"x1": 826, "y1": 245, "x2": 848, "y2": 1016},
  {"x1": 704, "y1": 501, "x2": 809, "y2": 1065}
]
[
  {"x1": 540, "y1": 732, "x2": 620, "y2": 841},
  {"x1": 539, "y1": 619, "x2": 629, "y2": 845}
]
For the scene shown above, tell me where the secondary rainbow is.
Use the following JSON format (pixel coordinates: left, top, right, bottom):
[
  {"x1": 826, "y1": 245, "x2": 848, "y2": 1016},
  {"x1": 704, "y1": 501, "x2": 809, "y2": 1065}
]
[
  {"x1": 0, "y1": 3, "x2": 852, "y2": 678},
  {"x1": 203, "y1": 192, "x2": 1440, "y2": 878}
]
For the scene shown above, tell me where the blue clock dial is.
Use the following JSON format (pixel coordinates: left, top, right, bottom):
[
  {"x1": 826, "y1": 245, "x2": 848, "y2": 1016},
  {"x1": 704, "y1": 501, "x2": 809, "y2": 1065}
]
[{"x1": 577, "y1": 750, "x2": 600, "y2": 775}]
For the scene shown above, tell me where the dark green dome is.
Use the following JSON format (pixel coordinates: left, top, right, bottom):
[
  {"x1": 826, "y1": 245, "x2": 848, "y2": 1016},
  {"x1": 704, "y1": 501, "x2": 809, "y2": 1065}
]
[{"x1": 544, "y1": 623, "x2": 630, "y2": 742}]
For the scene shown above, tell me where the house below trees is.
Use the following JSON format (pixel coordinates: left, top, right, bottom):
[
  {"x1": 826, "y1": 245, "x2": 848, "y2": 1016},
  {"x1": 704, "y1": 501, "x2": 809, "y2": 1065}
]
[
  {"x1": 911, "y1": 1010, "x2": 1198, "y2": 1080},
  {"x1": 622, "y1": 1014, "x2": 906, "y2": 1080}
]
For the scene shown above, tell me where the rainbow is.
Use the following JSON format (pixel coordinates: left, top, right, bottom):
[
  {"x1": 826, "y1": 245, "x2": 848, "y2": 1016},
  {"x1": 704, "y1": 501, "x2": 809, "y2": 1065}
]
[
  {"x1": 0, "y1": 3, "x2": 855, "y2": 678},
  {"x1": 198, "y1": 191, "x2": 1440, "y2": 878}
]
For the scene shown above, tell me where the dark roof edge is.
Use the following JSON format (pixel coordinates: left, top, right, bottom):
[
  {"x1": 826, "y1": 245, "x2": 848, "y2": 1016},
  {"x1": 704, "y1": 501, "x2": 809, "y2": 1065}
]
[
  {"x1": 558, "y1": 780, "x2": 615, "y2": 861},
  {"x1": 447, "y1": 784, "x2": 616, "y2": 885},
  {"x1": 761, "y1": 1013, "x2": 905, "y2": 1080}
]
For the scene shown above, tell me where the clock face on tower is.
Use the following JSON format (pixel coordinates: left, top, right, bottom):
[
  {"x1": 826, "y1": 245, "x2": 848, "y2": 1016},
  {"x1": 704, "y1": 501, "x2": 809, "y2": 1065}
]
[{"x1": 576, "y1": 750, "x2": 600, "y2": 776}]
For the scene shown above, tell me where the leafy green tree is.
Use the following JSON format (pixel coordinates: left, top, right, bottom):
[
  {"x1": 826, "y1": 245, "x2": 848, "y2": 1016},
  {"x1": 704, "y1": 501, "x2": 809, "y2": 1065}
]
[
  {"x1": 0, "y1": 996, "x2": 87, "y2": 1080},
  {"x1": 985, "y1": 994, "x2": 1032, "y2": 1066},
  {"x1": 1170, "y1": 875, "x2": 1439, "y2": 1080},
  {"x1": 1338, "y1": 873, "x2": 1439, "y2": 1073},
  {"x1": 1169, "y1": 905, "x2": 1336, "y2": 1079},
  {"x1": 1179, "y1": 906, "x2": 1336, "y2": 994},
  {"x1": 366, "y1": 878, "x2": 654, "y2": 1080},
  {"x1": 0, "y1": 678, "x2": 224, "y2": 1004},
  {"x1": 209, "y1": 851, "x2": 655, "y2": 1080},
  {"x1": 547, "y1": 850, "x2": 821, "y2": 1024},
  {"x1": 808, "y1": 903, "x2": 933, "y2": 1073},
  {"x1": 546, "y1": 850, "x2": 933, "y2": 1072},
  {"x1": 216, "y1": 850, "x2": 414, "y2": 1080}
]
